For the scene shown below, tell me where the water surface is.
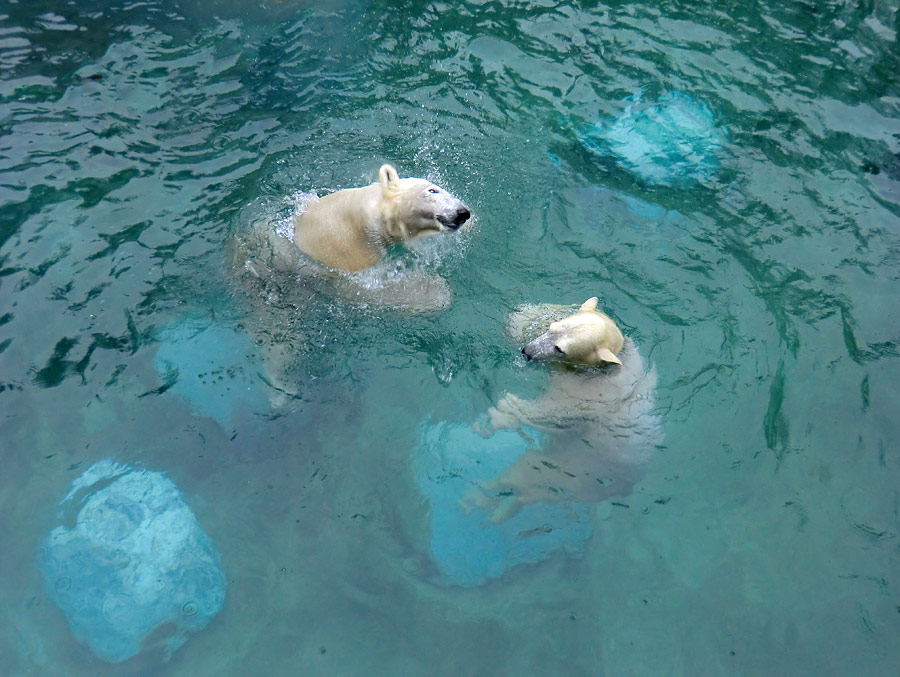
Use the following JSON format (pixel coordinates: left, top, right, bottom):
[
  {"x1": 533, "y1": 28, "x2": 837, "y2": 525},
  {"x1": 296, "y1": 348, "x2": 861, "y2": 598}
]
[{"x1": 2, "y1": 0, "x2": 899, "y2": 674}]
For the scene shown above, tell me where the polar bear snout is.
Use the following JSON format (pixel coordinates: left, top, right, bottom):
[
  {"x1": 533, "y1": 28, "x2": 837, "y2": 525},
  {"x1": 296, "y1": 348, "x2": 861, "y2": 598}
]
[
  {"x1": 522, "y1": 336, "x2": 560, "y2": 362},
  {"x1": 437, "y1": 205, "x2": 471, "y2": 231},
  {"x1": 521, "y1": 336, "x2": 553, "y2": 362}
]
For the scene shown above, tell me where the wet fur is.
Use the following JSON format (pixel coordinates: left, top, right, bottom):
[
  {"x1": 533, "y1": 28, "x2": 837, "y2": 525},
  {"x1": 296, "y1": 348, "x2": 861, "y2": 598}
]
[
  {"x1": 293, "y1": 164, "x2": 469, "y2": 273},
  {"x1": 466, "y1": 302, "x2": 662, "y2": 522}
]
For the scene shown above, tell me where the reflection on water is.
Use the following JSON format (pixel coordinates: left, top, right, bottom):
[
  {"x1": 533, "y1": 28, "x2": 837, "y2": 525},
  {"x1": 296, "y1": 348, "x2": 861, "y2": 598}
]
[{"x1": 1, "y1": 0, "x2": 899, "y2": 674}]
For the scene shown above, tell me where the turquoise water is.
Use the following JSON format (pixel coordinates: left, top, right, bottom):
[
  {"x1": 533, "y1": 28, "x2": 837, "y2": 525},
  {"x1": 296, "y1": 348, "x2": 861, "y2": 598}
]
[{"x1": 2, "y1": 0, "x2": 900, "y2": 673}]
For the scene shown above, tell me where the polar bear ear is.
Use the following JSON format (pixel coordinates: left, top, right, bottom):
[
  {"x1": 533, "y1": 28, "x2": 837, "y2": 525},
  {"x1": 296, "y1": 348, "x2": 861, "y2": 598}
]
[
  {"x1": 579, "y1": 297, "x2": 599, "y2": 312},
  {"x1": 595, "y1": 347, "x2": 622, "y2": 365},
  {"x1": 379, "y1": 164, "x2": 400, "y2": 192}
]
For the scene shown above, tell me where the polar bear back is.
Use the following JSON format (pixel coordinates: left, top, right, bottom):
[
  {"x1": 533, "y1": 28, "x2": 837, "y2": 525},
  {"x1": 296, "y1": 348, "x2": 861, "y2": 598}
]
[{"x1": 293, "y1": 183, "x2": 384, "y2": 272}]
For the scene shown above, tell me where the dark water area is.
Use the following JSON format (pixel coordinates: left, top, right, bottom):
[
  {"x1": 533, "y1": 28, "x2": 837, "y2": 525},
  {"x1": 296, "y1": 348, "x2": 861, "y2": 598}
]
[{"x1": 1, "y1": 0, "x2": 899, "y2": 674}]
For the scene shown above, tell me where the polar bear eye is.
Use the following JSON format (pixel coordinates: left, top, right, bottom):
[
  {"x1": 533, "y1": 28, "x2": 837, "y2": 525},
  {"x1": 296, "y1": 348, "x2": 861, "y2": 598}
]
[
  {"x1": 428, "y1": 187, "x2": 440, "y2": 194},
  {"x1": 554, "y1": 345, "x2": 565, "y2": 354}
]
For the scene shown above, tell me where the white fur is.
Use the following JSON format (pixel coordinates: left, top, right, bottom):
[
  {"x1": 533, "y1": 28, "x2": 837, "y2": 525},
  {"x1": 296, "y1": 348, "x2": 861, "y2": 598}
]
[
  {"x1": 467, "y1": 300, "x2": 663, "y2": 522},
  {"x1": 292, "y1": 164, "x2": 469, "y2": 272}
]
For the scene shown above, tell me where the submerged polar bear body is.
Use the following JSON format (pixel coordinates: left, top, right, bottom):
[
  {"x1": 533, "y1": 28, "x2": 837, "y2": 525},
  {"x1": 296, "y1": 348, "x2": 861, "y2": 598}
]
[
  {"x1": 293, "y1": 164, "x2": 471, "y2": 272},
  {"x1": 470, "y1": 298, "x2": 663, "y2": 522}
]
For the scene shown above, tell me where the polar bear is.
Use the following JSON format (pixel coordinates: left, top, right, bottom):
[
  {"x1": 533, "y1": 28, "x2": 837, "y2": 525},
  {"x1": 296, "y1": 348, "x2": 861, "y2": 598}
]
[
  {"x1": 231, "y1": 164, "x2": 471, "y2": 312},
  {"x1": 466, "y1": 297, "x2": 663, "y2": 522},
  {"x1": 293, "y1": 164, "x2": 470, "y2": 272},
  {"x1": 226, "y1": 164, "x2": 470, "y2": 404}
]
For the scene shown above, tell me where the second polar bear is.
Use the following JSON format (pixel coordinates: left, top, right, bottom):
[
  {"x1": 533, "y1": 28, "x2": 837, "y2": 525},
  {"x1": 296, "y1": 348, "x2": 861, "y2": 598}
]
[
  {"x1": 293, "y1": 164, "x2": 471, "y2": 272},
  {"x1": 468, "y1": 297, "x2": 663, "y2": 522}
]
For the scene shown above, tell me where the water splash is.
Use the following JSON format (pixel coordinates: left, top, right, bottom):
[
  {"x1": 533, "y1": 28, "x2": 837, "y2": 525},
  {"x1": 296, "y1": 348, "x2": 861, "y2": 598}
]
[{"x1": 272, "y1": 190, "x2": 319, "y2": 242}]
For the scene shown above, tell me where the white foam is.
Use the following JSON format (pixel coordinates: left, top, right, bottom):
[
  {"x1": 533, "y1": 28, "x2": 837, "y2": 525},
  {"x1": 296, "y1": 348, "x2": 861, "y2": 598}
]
[{"x1": 272, "y1": 190, "x2": 318, "y2": 243}]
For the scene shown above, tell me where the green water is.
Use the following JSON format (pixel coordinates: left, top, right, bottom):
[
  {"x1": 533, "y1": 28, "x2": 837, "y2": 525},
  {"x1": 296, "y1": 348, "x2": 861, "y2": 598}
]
[{"x1": 2, "y1": 0, "x2": 900, "y2": 674}]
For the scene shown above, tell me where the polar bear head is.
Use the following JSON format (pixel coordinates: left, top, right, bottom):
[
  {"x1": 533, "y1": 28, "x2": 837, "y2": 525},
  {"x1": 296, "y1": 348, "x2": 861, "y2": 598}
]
[
  {"x1": 378, "y1": 164, "x2": 471, "y2": 241},
  {"x1": 522, "y1": 297, "x2": 624, "y2": 365}
]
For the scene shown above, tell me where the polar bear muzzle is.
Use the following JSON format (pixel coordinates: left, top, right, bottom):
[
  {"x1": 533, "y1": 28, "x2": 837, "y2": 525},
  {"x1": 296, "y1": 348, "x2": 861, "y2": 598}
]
[{"x1": 437, "y1": 205, "x2": 471, "y2": 231}]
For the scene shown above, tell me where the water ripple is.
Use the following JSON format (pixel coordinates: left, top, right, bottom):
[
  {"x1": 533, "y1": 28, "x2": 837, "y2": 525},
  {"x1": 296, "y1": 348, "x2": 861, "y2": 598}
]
[{"x1": 1, "y1": 2, "x2": 899, "y2": 671}]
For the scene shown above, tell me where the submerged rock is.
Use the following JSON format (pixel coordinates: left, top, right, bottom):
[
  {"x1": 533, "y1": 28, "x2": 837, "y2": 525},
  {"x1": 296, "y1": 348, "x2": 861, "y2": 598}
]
[
  {"x1": 153, "y1": 318, "x2": 269, "y2": 425},
  {"x1": 39, "y1": 460, "x2": 226, "y2": 663},
  {"x1": 413, "y1": 422, "x2": 593, "y2": 587},
  {"x1": 580, "y1": 90, "x2": 726, "y2": 185}
]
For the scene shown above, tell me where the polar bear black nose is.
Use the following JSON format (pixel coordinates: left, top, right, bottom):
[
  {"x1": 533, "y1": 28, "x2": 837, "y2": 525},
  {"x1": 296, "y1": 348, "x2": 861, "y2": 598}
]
[
  {"x1": 522, "y1": 347, "x2": 533, "y2": 361},
  {"x1": 452, "y1": 207, "x2": 471, "y2": 227},
  {"x1": 438, "y1": 207, "x2": 470, "y2": 230}
]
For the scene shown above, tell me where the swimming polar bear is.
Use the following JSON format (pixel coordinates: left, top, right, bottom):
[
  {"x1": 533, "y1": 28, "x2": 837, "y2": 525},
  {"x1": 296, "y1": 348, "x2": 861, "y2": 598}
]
[
  {"x1": 232, "y1": 164, "x2": 471, "y2": 312},
  {"x1": 294, "y1": 163, "x2": 470, "y2": 272},
  {"x1": 226, "y1": 165, "x2": 470, "y2": 404},
  {"x1": 466, "y1": 298, "x2": 663, "y2": 522}
]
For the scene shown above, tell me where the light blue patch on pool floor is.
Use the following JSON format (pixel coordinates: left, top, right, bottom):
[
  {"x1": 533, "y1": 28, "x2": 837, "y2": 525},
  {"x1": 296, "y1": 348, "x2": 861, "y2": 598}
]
[
  {"x1": 39, "y1": 460, "x2": 226, "y2": 663},
  {"x1": 414, "y1": 422, "x2": 593, "y2": 587},
  {"x1": 553, "y1": 184, "x2": 692, "y2": 266},
  {"x1": 153, "y1": 318, "x2": 270, "y2": 426},
  {"x1": 580, "y1": 90, "x2": 726, "y2": 185}
]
